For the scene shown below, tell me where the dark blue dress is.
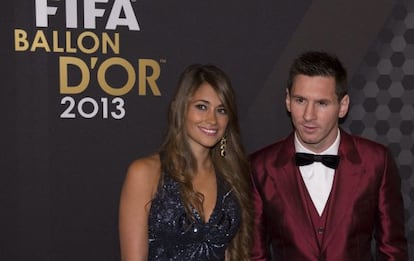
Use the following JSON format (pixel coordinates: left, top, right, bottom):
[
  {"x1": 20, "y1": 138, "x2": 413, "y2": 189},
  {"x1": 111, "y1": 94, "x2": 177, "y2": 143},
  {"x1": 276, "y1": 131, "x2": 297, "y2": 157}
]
[{"x1": 148, "y1": 171, "x2": 241, "y2": 260}]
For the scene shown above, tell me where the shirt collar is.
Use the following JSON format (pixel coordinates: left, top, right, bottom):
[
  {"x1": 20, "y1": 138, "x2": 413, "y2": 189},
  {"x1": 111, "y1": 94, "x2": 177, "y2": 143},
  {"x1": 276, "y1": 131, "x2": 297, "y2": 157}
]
[{"x1": 294, "y1": 129, "x2": 340, "y2": 155}]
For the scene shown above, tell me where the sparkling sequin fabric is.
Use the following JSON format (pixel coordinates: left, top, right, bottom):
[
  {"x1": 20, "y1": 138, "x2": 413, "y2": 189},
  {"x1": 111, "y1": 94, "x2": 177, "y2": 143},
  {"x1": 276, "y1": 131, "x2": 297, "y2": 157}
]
[{"x1": 148, "y1": 171, "x2": 240, "y2": 260}]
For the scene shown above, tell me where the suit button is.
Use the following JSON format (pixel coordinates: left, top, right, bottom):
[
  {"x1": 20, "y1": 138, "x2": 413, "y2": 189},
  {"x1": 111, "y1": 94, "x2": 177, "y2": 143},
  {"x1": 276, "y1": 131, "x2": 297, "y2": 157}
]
[{"x1": 317, "y1": 227, "x2": 324, "y2": 234}]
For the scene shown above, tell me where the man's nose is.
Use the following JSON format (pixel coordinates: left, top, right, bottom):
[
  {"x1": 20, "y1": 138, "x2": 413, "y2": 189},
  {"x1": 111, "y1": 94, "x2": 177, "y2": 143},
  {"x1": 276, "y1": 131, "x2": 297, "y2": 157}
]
[{"x1": 303, "y1": 104, "x2": 316, "y2": 121}]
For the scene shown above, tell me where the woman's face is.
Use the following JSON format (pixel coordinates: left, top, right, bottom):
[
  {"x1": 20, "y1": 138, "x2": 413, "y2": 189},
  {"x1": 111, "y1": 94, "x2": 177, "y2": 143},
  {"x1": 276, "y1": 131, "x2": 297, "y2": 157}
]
[{"x1": 185, "y1": 83, "x2": 229, "y2": 154}]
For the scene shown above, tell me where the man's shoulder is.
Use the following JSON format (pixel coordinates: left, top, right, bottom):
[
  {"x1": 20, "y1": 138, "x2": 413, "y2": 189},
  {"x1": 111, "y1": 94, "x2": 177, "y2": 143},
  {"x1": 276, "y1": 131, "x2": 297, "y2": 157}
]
[
  {"x1": 251, "y1": 140, "x2": 284, "y2": 155},
  {"x1": 341, "y1": 130, "x2": 387, "y2": 150},
  {"x1": 250, "y1": 134, "x2": 293, "y2": 161},
  {"x1": 340, "y1": 130, "x2": 388, "y2": 158}
]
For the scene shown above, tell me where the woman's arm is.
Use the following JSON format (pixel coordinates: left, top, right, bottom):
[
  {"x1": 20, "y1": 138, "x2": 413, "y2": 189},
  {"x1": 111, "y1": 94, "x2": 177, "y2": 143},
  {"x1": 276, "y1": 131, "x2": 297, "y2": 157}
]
[{"x1": 119, "y1": 154, "x2": 161, "y2": 261}]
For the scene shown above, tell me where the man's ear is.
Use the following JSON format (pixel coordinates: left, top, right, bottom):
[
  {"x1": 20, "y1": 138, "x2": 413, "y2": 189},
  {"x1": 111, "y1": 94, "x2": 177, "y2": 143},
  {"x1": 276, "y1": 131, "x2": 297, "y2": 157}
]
[
  {"x1": 338, "y1": 94, "x2": 350, "y2": 118},
  {"x1": 285, "y1": 88, "x2": 291, "y2": 112}
]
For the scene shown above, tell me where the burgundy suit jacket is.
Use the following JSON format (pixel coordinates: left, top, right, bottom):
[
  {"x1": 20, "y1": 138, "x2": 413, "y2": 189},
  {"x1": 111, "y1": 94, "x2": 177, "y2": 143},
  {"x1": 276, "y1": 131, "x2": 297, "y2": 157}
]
[{"x1": 250, "y1": 130, "x2": 408, "y2": 261}]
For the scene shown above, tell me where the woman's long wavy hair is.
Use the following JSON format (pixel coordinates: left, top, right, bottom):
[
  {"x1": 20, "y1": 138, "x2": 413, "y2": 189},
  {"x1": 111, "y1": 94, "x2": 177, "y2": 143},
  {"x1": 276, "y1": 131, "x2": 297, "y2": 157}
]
[{"x1": 159, "y1": 64, "x2": 252, "y2": 260}]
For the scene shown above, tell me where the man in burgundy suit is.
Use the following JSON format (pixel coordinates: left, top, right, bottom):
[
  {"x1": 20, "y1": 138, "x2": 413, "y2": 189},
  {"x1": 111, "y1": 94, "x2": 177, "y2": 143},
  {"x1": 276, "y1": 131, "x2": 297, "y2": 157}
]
[{"x1": 250, "y1": 51, "x2": 408, "y2": 260}]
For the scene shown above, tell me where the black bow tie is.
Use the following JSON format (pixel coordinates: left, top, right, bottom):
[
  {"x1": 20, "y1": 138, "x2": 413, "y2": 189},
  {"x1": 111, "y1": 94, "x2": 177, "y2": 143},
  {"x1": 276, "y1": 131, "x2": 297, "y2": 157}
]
[{"x1": 295, "y1": 152, "x2": 340, "y2": 169}]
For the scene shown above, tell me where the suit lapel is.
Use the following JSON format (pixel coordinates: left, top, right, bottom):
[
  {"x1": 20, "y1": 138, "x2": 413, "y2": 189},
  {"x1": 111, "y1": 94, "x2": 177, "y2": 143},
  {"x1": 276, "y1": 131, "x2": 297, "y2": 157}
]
[
  {"x1": 273, "y1": 134, "x2": 320, "y2": 253},
  {"x1": 321, "y1": 130, "x2": 364, "y2": 250}
]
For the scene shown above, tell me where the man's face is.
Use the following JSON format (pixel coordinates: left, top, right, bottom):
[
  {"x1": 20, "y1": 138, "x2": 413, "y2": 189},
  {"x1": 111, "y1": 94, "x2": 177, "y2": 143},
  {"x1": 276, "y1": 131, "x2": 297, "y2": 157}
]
[{"x1": 286, "y1": 74, "x2": 349, "y2": 153}]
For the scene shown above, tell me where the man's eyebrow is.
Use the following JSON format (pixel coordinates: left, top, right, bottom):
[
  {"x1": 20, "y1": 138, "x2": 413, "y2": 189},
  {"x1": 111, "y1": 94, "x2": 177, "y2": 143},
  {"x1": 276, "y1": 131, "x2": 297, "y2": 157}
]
[{"x1": 290, "y1": 94, "x2": 305, "y2": 99}]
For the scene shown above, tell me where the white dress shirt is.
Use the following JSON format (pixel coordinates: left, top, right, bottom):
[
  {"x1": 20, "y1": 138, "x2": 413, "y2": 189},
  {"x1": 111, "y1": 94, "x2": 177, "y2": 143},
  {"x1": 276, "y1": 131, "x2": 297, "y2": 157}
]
[{"x1": 294, "y1": 131, "x2": 340, "y2": 216}]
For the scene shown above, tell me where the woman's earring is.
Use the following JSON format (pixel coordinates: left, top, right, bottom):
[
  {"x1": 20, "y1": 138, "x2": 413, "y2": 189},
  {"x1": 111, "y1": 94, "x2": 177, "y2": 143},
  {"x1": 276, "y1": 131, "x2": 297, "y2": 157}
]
[{"x1": 220, "y1": 136, "x2": 227, "y2": 157}]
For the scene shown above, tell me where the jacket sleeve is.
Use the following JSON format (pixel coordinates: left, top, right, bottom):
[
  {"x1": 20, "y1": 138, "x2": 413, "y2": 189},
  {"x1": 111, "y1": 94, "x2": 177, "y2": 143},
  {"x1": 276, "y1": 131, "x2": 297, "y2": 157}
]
[
  {"x1": 375, "y1": 150, "x2": 408, "y2": 260},
  {"x1": 251, "y1": 164, "x2": 271, "y2": 261}
]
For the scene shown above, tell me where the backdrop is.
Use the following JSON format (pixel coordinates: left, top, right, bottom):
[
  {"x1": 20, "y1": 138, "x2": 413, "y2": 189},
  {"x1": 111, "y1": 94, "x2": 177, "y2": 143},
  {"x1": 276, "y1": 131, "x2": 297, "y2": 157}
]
[{"x1": 1, "y1": 0, "x2": 413, "y2": 260}]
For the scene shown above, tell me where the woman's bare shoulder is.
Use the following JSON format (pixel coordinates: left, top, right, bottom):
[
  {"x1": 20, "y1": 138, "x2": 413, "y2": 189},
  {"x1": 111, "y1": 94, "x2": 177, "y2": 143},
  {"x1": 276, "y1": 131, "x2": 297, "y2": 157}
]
[
  {"x1": 123, "y1": 153, "x2": 161, "y2": 196},
  {"x1": 127, "y1": 153, "x2": 161, "y2": 176}
]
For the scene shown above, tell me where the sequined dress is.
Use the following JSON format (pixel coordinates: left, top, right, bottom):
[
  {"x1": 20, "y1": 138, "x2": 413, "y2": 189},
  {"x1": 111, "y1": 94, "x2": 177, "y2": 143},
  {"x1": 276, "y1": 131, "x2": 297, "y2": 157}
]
[{"x1": 148, "y1": 171, "x2": 241, "y2": 260}]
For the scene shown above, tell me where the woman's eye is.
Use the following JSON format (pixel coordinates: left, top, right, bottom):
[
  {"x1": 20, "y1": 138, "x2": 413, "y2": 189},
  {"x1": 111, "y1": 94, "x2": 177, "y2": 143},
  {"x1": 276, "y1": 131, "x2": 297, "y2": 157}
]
[
  {"x1": 217, "y1": 107, "x2": 227, "y2": 114},
  {"x1": 195, "y1": 104, "x2": 207, "y2": 110}
]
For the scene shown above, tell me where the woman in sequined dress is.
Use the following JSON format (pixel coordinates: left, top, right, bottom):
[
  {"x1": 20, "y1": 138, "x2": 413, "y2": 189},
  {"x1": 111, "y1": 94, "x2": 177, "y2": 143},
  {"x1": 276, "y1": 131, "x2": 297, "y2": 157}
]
[{"x1": 119, "y1": 64, "x2": 252, "y2": 260}]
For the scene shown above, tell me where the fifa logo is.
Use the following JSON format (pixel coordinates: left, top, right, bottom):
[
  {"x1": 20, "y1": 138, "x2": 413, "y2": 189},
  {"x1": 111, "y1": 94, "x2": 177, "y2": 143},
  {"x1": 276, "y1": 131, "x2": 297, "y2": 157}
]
[{"x1": 35, "y1": 0, "x2": 140, "y2": 31}]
